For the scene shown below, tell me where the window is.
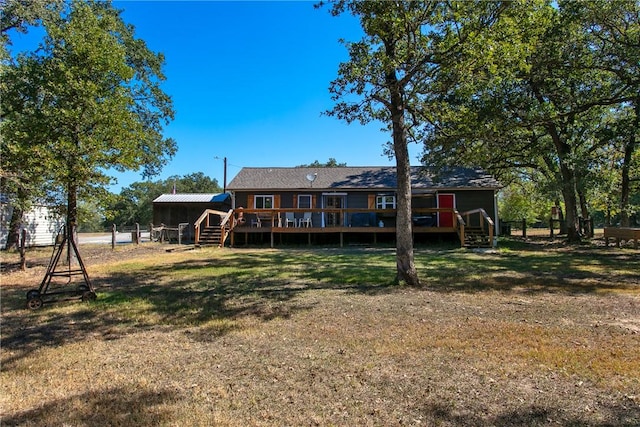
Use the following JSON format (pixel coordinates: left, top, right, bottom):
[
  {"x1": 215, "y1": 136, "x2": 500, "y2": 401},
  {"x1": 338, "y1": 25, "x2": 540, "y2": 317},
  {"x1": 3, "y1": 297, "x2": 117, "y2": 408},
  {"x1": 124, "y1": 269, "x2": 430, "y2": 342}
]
[
  {"x1": 298, "y1": 194, "x2": 312, "y2": 209},
  {"x1": 376, "y1": 195, "x2": 396, "y2": 209},
  {"x1": 255, "y1": 195, "x2": 274, "y2": 209}
]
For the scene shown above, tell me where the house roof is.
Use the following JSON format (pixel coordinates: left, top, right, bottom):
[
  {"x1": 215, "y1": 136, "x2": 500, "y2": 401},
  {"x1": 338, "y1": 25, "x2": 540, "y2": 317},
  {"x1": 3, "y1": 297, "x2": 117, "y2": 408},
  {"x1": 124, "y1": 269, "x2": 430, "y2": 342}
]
[
  {"x1": 153, "y1": 193, "x2": 230, "y2": 203},
  {"x1": 226, "y1": 167, "x2": 501, "y2": 191}
]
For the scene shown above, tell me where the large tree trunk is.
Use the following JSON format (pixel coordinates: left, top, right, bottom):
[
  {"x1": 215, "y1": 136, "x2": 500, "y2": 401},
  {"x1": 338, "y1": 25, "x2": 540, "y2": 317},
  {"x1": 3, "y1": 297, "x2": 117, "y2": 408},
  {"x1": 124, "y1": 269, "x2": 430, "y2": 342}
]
[
  {"x1": 545, "y1": 121, "x2": 581, "y2": 242},
  {"x1": 4, "y1": 185, "x2": 27, "y2": 251},
  {"x1": 5, "y1": 205, "x2": 23, "y2": 251},
  {"x1": 531, "y1": 80, "x2": 581, "y2": 242},
  {"x1": 386, "y1": 71, "x2": 420, "y2": 287},
  {"x1": 559, "y1": 163, "x2": 581, "y2": 242},
  {"x1": 620, "y1": 98, "x2": 638, "y2": 227},
  {"x1": 67, "y1": 181, "x2": 78, "y2": 230},
  {"x1": 394, "y1": 131, "x2": 420, "y2": 286},
  {"x1": 66, "y1": 181, "x2": 79, "y2": 265}
]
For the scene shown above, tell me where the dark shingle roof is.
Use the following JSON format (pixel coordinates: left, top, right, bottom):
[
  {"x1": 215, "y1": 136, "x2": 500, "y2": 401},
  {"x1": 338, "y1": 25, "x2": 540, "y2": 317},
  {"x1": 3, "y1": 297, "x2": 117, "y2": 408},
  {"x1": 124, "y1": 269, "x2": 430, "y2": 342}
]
[{"x1": 227, "y1": 167, "x2": 501, "y2": 191}]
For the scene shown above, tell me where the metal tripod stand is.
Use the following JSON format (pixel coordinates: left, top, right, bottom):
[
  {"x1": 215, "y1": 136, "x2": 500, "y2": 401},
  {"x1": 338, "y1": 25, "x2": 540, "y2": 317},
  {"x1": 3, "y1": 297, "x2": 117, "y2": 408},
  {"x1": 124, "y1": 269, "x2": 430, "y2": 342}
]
[{"x1": 26, "y1": 225, "x2": 97, "y2": 310}]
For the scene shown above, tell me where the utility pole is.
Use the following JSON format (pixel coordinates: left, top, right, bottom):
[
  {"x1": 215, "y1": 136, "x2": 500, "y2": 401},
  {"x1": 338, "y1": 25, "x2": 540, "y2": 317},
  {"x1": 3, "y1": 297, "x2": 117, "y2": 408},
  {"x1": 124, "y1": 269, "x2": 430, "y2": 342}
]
[
  {"x1": 216, "y1": 156, "x2": 228, "y2": 193},
  {"x1": 223, "y1": 157, "x2": 227, "y2": 193}
]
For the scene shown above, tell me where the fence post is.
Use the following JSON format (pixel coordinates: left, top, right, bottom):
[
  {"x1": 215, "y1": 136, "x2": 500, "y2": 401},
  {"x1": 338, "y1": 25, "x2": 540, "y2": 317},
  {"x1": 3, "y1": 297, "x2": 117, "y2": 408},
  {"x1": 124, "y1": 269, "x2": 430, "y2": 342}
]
[
  {"x1": 583, "y1": 218, "x2": 593, "y2": 238},
  {"x1": 112, "y1": 224, "x2": 116, "y2": 250},
  {"x1": 522, "y1": 218, "x2": 527, "y2": 238}
]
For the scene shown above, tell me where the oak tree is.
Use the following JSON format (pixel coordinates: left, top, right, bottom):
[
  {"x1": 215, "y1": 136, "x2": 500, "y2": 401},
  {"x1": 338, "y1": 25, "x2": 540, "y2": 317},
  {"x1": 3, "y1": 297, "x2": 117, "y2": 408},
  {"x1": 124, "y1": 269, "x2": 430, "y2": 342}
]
[
  {"x1": 1, "y1": 0, "x2": 176, "y2": 237},
  {"x1": 322, "y1": 1, "x2": 506, "y2": 285},
  {"x1": 420, "y1": 0, "x2": 639, "y2": 240}
]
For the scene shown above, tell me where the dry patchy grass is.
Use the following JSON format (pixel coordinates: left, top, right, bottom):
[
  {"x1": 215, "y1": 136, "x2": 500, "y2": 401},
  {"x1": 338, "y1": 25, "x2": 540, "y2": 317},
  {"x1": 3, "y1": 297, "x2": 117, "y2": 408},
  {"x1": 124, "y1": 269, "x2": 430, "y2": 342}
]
[{"x1": 1, "y1": 238, "x2": 639, "y2": 426}]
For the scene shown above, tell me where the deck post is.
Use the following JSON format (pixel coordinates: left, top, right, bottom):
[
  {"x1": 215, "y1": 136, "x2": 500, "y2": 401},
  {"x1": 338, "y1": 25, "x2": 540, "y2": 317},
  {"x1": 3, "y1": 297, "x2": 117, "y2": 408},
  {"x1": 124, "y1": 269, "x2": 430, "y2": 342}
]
[
  {"x1": 270, "y1": 231, "x2": 274, "y2": 248},
  {"x1": 340, "y1": 232, "x2": 343, "y2": 247}
]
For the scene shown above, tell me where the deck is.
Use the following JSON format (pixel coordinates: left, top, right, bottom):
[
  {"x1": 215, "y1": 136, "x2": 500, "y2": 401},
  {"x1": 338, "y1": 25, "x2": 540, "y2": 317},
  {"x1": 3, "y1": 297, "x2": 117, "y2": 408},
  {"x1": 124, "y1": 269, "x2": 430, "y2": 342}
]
[
  {"x1": 221, "y1": 208, "x2": 494, "y2": 248},
  {"x1": 192, "y1": 207, "x2": 494, "y2": 248}
]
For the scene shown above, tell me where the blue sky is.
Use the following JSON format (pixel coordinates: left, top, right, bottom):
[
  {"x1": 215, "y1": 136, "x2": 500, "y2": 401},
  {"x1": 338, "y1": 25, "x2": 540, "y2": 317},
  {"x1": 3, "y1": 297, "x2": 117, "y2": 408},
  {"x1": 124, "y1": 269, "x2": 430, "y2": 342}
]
[{"x1": 13, "y1": 1, "x2": 423, "y2": 193}]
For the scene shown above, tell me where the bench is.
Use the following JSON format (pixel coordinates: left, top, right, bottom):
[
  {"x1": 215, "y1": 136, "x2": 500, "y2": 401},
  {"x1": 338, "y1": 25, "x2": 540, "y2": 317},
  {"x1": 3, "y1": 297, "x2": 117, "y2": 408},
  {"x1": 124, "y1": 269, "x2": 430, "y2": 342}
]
[{"x1": 604, "y1": 227, "x2": 640, "y2": 249}]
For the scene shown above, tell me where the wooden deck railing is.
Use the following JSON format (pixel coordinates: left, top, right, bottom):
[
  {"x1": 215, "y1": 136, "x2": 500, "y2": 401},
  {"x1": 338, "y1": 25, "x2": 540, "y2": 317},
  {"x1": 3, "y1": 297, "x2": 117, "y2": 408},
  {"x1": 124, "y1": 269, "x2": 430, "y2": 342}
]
[
  {"x1": 460, "y1": 208, "x2": 495, "y2": 247},
  {"x1": 230, "y1": 207, "x2": 461, "y2": 229},
  {"x1": 195, "y1": 207, "x2": 494, "y2": 248},
  {"x1": 194, "y1": 209, "x2": 233, "y2": 246}
]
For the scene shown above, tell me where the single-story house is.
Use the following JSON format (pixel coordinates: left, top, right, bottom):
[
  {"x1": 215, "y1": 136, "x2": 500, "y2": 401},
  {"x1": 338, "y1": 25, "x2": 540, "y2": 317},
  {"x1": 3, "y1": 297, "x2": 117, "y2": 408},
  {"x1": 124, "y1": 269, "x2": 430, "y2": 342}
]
[{"x1": 222, "y1": 166, "x2": 501, "y2": 247}]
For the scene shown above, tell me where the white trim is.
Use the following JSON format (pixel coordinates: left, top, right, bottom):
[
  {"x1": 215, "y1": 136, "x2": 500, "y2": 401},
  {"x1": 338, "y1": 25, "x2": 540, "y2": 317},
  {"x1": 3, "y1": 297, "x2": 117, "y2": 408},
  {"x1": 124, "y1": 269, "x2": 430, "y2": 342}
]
[
  {"x1": 321, "y1": 192, "x2": 348, "y2": 196},
  {"x1": 376, "y1": 194, "x2": 396, "y2": 209},
  {"x1": 254, "y1": 194, "x2": 274, "y2": 209}
]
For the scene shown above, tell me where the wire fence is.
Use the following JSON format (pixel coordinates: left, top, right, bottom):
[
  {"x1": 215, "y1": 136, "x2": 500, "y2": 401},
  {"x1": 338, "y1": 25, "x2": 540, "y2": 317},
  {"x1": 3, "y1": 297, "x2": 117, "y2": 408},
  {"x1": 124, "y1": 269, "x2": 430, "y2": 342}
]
[{"x1": 501, "y1": 218, "x2": 597, "y2": 238}]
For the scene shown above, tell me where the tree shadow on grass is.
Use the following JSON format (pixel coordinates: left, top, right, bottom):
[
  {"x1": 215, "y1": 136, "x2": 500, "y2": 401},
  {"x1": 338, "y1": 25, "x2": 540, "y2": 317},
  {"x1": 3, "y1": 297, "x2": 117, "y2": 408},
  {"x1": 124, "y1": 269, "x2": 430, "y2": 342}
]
[
  {"x1": 419, "y1": 400, "x2": 640, "y2": 426},
  {"x1": 417, "y1": 245, "x2": 640, "y2": 294},
  {"x1": 89, "y1": 250, "x2": 400, "y2": 326},
  {"x1": 2, "y1": 386, "x2": 180, "y2": 426},
  {"x1": 2, "y1": 244, "x2": 637, "y2": 370},
  {"x1": 0, "y1": 250, "x2": 399, "y2": 370}
]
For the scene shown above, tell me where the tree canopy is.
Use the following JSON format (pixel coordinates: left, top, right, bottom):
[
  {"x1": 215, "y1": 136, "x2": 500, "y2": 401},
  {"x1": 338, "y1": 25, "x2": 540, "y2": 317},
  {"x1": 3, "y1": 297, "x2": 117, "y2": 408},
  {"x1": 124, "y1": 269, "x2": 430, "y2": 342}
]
[
  {"x1": 296, "y1": 158, "x2": 347, "y2": 167},
  {"x1": 419, "y1": 0, "x2": 639, "y2": 238},
  {"x1": 1, "y1": 0, "x2": 176, "y2": 234},
  {"x1": 324, "y1": 0, "x2": 637, "y2": 246},
  {"x1": 103, "y1": 172, "x2": 221, "y2": 229},
  {"x1": 322, "y1": 0, "x2": 512, "y2": 284}
]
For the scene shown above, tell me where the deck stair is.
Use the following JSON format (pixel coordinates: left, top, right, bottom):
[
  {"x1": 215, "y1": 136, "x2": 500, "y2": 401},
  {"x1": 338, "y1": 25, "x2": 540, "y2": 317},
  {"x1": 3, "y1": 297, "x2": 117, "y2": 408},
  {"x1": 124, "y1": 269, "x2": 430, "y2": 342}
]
[
  {"x1": 464, "y1": 226, "x2": 491, "y2": 248},
  {"x1": 198, "y1": 225, "x2": 223, "y2": 246},
  {"x1": 194, "y1": 209, "x2": 234, "y2": 247}
]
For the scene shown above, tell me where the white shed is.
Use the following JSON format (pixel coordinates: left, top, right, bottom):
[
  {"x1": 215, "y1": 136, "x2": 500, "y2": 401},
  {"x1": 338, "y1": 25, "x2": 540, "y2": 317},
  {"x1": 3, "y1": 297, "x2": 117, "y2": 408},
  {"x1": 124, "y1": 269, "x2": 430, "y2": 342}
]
[{"x1": 0, "y1": 199, "x2": 64, "y2": 249}]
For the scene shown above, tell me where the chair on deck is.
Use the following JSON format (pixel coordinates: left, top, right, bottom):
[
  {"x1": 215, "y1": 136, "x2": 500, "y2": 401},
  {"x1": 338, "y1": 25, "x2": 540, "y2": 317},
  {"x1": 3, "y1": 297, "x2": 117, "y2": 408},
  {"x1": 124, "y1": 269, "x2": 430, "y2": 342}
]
[
  {"x1": 251, "y1": 215, "x2": 261, "y2": 228},
  {"x1": 284, "y1": 212, "x2": 296, "y2": 227},
  {"x1": 299, "y1": 212, "x2": 312, "y2": 227}
]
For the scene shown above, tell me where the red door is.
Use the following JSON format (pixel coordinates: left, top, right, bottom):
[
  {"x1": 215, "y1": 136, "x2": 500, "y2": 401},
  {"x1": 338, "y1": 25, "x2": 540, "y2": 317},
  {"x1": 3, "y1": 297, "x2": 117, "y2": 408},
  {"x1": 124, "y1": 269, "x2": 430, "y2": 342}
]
[{"x1": 437, "y1": 194, "x2": 455, "y2": 227}]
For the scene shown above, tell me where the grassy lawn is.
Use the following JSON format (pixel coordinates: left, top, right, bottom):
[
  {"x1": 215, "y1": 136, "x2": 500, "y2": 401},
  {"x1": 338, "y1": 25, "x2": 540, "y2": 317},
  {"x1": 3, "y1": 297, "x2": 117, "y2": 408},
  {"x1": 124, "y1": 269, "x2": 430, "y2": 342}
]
[{"x1": 1, "y1": 239, "x2": 639, "y2": 426}]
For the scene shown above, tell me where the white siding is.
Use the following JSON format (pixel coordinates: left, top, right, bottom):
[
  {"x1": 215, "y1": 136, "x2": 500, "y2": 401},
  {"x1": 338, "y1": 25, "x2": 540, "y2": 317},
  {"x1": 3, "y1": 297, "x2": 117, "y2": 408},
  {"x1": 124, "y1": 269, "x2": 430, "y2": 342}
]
[{"x1": 0, "y1": 204, "x2": 64, "y2": 249}]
